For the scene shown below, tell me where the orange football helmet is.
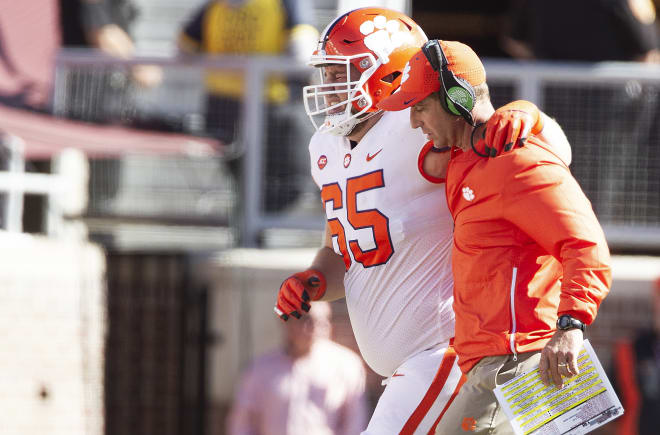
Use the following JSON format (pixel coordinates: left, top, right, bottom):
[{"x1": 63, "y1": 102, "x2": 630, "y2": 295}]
[{"x1": 303, "y1": 7, "x2": 427, "y2": 136}]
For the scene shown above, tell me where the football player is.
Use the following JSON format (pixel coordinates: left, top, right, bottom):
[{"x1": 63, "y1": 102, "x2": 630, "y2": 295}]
[{"x1": 275, "y1": 7, "x2": 568, "y2": 433}]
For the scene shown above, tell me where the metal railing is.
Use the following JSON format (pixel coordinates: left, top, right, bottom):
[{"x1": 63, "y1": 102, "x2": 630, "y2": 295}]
[
  {"x1": 485, "y1": 60, "x2": 660, "y2": 250},
  {"x1": 0, "y1": 133, "x2": 88, "y2": 236},
  {"x1": 53, "y1": 50, "x2": 660, "y2": 250}
]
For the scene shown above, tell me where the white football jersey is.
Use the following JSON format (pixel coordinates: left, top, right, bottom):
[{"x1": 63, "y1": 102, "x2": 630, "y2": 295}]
[{"x1": 309, "y1": 110, "x2": 455, "y2": 377}]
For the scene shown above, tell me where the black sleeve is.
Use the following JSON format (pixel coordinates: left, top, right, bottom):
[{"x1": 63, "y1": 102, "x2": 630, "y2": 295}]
[
  {"x1": 609, "y1": 0, "x2": 659, "y2": 56},
  {"x1": 508, "y1": 0, "x2": 533, "y2": 43},
  {"x1": 181, "y1": 2, "x2": 210, "y2": 43},
  {"x1": 282, "y1": 0, "x2": 315, "y2": 29},
  {"x1": 80, "y1": 0, "x2": 113, "y2": 32}
]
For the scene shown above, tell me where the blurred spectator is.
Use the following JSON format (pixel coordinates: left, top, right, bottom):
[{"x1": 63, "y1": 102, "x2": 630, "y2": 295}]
[
  {"x1": 0, "y1": 0, "x2": 59, "y2": 110},
  {"x1": 502, "y1": 0, "x2": 660, "y2": 223},
  {"x1": 58, "y1": 0, "x2": 162, "y2": 123},
  {"x1": 502, "y1": 0, "x2": 660, "y2": 62},
  {"x1": 59, "y1": 0, "x2": 162, "y2": 86},
  {"x1": 226, "y1": 301, "x2": 368, "y2": 435},
  {"x1": 177, "y1": 0, "x2": 318, "y2": 214},
  {"x1": 611, "y1": 278, "x2": 660, "y2": 435},
  {"x1": 0, "y1": 131, "x2": 10, "y2": 229}
]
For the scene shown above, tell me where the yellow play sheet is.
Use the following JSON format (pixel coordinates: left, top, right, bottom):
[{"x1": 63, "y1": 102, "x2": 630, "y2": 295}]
[{"x1": 494, "y1": 340, "x2": 624, "y2": 435}]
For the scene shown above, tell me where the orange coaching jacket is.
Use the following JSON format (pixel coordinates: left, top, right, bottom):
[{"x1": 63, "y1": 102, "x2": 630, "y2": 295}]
[{"x1": 446, "y1": 137, "x2": 612, "y2": 373}]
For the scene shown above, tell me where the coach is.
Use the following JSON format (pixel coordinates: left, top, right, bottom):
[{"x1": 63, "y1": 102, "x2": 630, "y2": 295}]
[{"x1": 378, "y1": 39, "x2": 612, "y2": 433}]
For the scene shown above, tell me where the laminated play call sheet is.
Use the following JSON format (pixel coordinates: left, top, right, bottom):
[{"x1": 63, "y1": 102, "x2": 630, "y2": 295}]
[{"x1": 493, "y1": 340, "x2": 623, "y2": 435}]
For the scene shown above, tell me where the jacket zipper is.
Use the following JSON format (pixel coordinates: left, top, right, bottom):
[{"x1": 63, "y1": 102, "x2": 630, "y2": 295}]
[{"x1": 509, "y1": 267, "x2": 518, "y2": 361}]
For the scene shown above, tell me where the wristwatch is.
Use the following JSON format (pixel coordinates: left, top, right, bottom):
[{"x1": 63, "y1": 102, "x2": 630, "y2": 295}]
[{"x1": 556, "y1": 314, "x2": 586, "y2": 332}]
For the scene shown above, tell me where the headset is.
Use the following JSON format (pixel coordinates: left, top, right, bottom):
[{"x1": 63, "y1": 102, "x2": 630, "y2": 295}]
[{"x1": 421, "y1": 39, "x2": 475, "y2": 126}]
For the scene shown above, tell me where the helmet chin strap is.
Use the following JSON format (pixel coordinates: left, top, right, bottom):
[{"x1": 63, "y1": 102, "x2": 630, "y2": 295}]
[
  {"x1": 324, "y1": 109, "x2": 383, "y2": 137},
  {"x1": 323, "y1": 113, "x2": 360, "y2": 136}
]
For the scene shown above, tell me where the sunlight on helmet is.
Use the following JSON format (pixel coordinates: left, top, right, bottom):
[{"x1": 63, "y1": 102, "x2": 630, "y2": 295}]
[{"x1": 302, "y1": 7, "x2": 427, "y2": 136}]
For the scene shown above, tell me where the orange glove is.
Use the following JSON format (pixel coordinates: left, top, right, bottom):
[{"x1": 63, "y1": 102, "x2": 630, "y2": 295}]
[
  {"x1": 274, "y1": 269, "x2": 327, "y2": 321},
  {"x1": 483, "y1": 100, "x2": 545, "y2": 157}
]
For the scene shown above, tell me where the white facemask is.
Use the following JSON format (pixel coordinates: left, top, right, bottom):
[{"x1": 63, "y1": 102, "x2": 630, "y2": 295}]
[{"x1": 303, "y1": 53, "x2": 381, "y2": 136}]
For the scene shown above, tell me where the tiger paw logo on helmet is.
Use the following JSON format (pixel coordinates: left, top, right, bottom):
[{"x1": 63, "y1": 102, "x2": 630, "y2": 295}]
[{"x1": 359, "y1": 15, "x2": 414, "y2": 64}]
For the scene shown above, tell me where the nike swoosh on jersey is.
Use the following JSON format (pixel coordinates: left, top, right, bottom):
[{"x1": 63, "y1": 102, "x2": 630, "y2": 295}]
[
  {"x1": 366, "y1": 149, "x2": 383, "y2": 161},
  {"x1": 403, "y1": 98, "x2": 415, "y2": 105},
  {"x1": 391, "y1": 372, "x2": 404, "y2": 377}
]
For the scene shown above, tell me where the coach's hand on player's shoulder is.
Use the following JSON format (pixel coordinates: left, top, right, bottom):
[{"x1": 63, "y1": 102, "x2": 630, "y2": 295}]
[
  {"x1": 483, "y1": 100, "x2": 545, "y2": 157},
  {"x1": 274, "y1": 269, "x2": 327, "y2": 321}
]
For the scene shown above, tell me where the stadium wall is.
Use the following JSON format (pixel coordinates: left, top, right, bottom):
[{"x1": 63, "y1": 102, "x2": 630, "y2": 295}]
[{"x1": 0, "y1": 233, "x2": 105, "y2": 435}]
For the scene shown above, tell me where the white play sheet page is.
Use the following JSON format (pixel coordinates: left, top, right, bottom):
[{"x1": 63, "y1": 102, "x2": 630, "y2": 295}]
[{"x1": 494, "y1": 340, "x2": 624, "y2": 435}]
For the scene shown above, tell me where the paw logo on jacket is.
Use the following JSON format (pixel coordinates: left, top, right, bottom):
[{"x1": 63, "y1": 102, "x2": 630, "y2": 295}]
[{"x1": 462, "y1": 186, "x2": 475, "y2": 201}]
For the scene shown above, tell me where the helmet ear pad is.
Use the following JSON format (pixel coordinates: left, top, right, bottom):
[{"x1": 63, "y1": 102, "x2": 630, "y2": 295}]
[
  {"x1": 316, "y1": 7, "x2": 428, "y2": 112},
  {"x1": 360, "y1": 46, "x2": 421, "y2": 108}
]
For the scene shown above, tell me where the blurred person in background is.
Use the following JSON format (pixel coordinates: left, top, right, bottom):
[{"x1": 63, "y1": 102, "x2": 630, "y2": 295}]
[
  {"x1": 0, "y1": 0, "x2": 59, "y2": 111},
  {"x1": 226, "y1": 301, "x2": 368, "y2": 435},
  {"x1": 611, "y1": 277, "x2": 660, "y2": 435},
  {"x1": 274, "y1": 7, "x2": 570, "y2": 433},
  {"x1": 502, "y1": 0, "x2": 660, "y2": 62},
  {"x1": 501, "y1": 0, "x2": 660, "y2": 223},
  {"x1": 58, "y1": 0, "x2": 162, "y2": 123},
  {"x1": 0, "y1": 131, "x2": 10, "y2": 229},
  {"x1": 377, "y1": 38, "x2": 611, "y2": 434},
  {"x1": 177, "y1": 0, "x2": 319, "y2": 214}
]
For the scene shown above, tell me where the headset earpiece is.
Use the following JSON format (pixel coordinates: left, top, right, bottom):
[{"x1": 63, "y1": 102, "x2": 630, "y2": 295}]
[
  {"x1": 444, "y1": 75, "x2": 475, "y2": 116},
  {"x1": 422, "y1": 40, "x2": 476, "y2": 125}
]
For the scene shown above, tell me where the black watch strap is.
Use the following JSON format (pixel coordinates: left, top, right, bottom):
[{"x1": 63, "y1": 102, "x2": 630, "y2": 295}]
[{"x1": 556, "y1": 314, "x2": 586, "y2": 332}]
